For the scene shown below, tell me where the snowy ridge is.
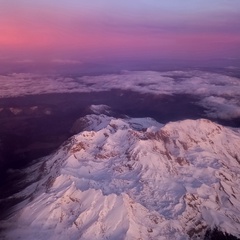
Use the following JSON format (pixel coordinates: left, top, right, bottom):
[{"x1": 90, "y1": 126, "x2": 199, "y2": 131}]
[{"x1": 1, "y1": 115, "x2": 240, "y2": 239}]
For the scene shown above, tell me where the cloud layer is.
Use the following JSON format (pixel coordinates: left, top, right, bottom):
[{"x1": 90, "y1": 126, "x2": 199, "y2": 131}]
[{"x1": 0, "y1": 70, "x2": 239, "y2": 120}]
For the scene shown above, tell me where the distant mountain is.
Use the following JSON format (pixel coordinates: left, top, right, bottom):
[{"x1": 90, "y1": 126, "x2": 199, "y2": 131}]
[{"x1": 1, "y1": 114, "x2": 240, "y2": 239}]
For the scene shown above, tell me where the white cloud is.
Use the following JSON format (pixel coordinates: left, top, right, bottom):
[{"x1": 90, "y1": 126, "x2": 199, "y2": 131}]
[
  {"x1": 0, "y1": 70, "x2": 239, "y2": 120},
  {"x1": 199, "y1": 96, "x2": 240, "y2": 120}
]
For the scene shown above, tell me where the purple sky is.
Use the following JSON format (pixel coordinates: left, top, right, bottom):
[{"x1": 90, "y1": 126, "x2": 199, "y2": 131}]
[{"x1": 0, "y1": 0, "x2": 240, "y2": 69}]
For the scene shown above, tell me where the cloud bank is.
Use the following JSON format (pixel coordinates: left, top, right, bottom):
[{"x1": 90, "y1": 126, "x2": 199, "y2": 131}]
[{"x1": 0, "y1": 70, "x2": 239, "y2": 120}]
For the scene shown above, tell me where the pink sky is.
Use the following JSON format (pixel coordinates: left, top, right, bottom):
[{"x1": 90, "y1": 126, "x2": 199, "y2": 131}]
[{"x1": 0, "y1": 1, "x2": 240, "y2": 65}]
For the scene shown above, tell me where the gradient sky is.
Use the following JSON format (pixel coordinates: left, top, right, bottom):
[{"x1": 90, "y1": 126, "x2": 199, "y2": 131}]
[{"x1": 0, "y1": 0, "x2": 240, "y2": 66}]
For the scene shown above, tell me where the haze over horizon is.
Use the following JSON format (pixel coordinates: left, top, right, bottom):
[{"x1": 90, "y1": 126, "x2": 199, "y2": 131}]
[{"x1": 1, "y1": 0, "x2": 240, "y2": 72}]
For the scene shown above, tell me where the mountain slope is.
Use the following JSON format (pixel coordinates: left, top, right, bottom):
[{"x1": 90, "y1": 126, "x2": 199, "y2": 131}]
[{"x1": 1, "y1": 115, "x2": 240, "y2": 240}]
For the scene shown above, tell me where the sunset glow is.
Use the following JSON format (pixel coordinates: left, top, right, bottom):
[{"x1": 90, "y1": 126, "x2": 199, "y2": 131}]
[{"x1": 0, "y1": 0, "x2": 240, "y2": 65}]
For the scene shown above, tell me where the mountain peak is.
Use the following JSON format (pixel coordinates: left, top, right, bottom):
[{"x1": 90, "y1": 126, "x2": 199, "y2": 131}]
[{"x1": 1, "y1": 115, "x2": 240, "y2": 239}]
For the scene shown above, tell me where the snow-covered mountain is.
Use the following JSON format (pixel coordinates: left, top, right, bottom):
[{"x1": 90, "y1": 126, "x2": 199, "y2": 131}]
[{"x1": 1, "y1": 114, "x2": 240, "y2": 240}]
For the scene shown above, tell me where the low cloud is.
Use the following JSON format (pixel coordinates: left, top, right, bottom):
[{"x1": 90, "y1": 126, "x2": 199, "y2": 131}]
[
  {"x1": 199, "y1": 96, "x2": 240, "y2": 120},
  {"x1": 0, "y1": 70, "x2": 239, "y2": 120}
]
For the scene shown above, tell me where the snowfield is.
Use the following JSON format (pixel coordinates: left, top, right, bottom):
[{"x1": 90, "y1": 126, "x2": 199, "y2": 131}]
[{"x1": 1, "y1": 114, "x2": 240, "y2": 239}]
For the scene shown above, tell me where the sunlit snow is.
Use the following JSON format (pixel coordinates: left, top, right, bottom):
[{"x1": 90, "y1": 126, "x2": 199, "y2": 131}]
[{"x1": 1, "y1": 115, "x2": 240, "y2": 239}]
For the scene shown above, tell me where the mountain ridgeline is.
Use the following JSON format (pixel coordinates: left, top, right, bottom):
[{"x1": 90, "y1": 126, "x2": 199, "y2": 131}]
[{"x1": 1, "y1": 113, "x2": 240, "y2": 239}]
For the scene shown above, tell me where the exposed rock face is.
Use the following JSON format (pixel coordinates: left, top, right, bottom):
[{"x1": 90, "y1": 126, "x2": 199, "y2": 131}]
[{"x1": 1, "y1": 115, "x2": 240, "y2": 240}]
